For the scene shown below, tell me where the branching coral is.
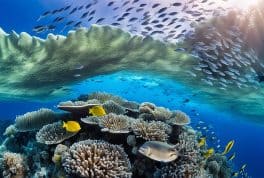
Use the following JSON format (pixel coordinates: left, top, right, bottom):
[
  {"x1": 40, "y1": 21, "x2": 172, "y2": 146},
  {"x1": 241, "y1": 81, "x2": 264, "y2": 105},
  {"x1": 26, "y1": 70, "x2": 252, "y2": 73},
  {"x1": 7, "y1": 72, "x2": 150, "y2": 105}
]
[
  {"x1": 2, "y1": 152, "x2": 27, "y2": 178},
  {"x1": 103, "y1": 100, "x2": 126, "y2": 114},
  {"x1": 88, "y1": 92, "x2": 125, "y2": 105},
  {"x1": 62, "y1": 139, "x2": 132, "y2": 178},
  {"x1": 36, "y1": 121, "x2": 77, "y2": 145},
  {"x1": 131, "y1": 120, "x2": 171, "y2": 141},
  {"x1": 15, "y1": 108, "x2": 58, "y2": 132},
  {"x1": 139, "y1": 102, "x2": 172, "y2": 121},
  {"x1": 167, "y1": 110, "x2": 191, "y2": 126},
  {"x1": 100, "y1": 113, "x2": 133, "y2": 133},
  {"x1": 81, "y1": 116, "x2": 101, "y2": 125}
]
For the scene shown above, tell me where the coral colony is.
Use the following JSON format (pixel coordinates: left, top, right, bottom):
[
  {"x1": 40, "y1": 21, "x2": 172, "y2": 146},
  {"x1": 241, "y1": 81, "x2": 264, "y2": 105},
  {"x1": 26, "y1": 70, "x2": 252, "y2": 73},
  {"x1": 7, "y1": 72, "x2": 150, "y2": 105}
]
[{"x1": 0, "y1": 92, "x2": 233, "y2": 178}]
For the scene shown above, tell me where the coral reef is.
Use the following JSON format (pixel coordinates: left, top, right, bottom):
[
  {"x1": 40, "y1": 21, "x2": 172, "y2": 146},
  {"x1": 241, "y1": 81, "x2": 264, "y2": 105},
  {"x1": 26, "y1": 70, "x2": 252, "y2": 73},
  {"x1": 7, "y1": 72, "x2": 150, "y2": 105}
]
[
  {"x1": 0, "y1": 92, "x2": 235, "y2": 178},
  {"x1": 14, "y1": 108, "x2": 58, "y2": 132},
  {"x1": 1, "y1": 152, "x2": 27, "y2": 178},
  {"x1": 36, "y1": 121, "x2": 78, "y2": 145},
  {"x1": 131, "y1": 120, "x2": 171, "y2": 142},
  {"x1": 62, "y1": 139, "x2": 132, "y2": 178},
  {"x1": 100, "y1": 113, "x2": 133, "y2": 134}
]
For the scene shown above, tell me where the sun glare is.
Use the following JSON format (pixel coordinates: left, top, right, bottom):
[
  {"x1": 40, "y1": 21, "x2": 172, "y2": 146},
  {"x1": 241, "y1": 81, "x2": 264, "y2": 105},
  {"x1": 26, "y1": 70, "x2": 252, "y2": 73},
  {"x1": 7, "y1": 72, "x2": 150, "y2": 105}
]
[{"x1": 229, "y1": 0, "x2": 260, "y2": 10}]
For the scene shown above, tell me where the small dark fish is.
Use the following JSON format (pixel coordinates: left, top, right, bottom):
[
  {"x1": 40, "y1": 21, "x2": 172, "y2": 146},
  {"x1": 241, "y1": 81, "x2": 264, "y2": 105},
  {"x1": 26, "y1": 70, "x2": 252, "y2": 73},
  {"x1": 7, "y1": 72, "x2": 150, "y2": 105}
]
[
  {"x1": 150, "y1": 31, "x2": 164, "y2": 35},
  {"x1": 122, "y1": 0, "x2": 130, "y2": 7},
  {"x1": 157, "y1": 7, "x2": 167, "y2": 14},
  {"x1": 113, "y1": 7, "x2": 119, "y2": 11},
  {"x1": 201, "y1": 0, "x2": 208, "y2": 3},
  {"x1": 169, "y1": 12, "x2": 178, "y2": 16},
  {"x1": 64, "y1": 5, "x2": 71, "y2": 11},
  {"x1": 33, "y1": 25, "x2": 47, "y2": 33},
  {"x1": 74, "y1": 21, "x2": 82, "y2": 28},
  {"x1": 37, "y1": 11, "x2": 51, "y2": 21},
  {"x1": 47, "y1": 25, "x2": 56, "y2": 30},
  {"x1": 78, "y1": 5, "x2": 84, "y2": 10},
  {"x1": 88, "y1": 16, "x2": 94, "y2": 22},
  {"x1": 129, "y1": 17, "x2": 138, "y2": 22},
  {"x1": 52, "y1": 17, "x2": 64, "y2": 23},
  {"x1": 144, "y1": 26, "x2": 152, "y2": 31},
  {"x1": 81, "y1": 12, "x2": 89, "y2": 18},
  {"x1": 111, "y1": 22, "x2": 120, "y2": 26},
  {"x1": 151, "y1": 20, "x2": 159, "y2": 24},
  {"x1": 136, "y1": 8, "x2": 144, "y2": 12},
  {"x1": 171, "y1": 2, "x2": 182, "y2": 6},
  {"x1": 107, "y1": 1, "x2": 114, "y2": 6},
  {"x1": 126, "y1": 7, "x2": 134, "y2": 12},
  {"x1": 162, "y1": 18, "x2": 169, "y2": 22},
  {"x1": 152, "y1": 3, "x2": 160, "y2": 8},
  {"x1": 85, "y1": 3, "x2": 92, "y2": 9},
  {"x1": 155, "y1": 24, "x2": 164, "y2": 28},
  {"x1": 69, "y1": 7, "x2": 77, "y2": 14},
  {"x1": 117, "y1": 17, "x2": 125, "y2": 21},
  {"x1": 52, "y1": 9, "x2": 59, "y2": 14},
  {"x1": 65, "y1": 20, "x2": 74, "y2": 26},
  {"x1": 133, "y1": 0, "x2": 140, "y2": 4},
  {"x1": 96, "y1": 18, "x2": 105, "y2": 24},
  {"x1": 58, "y1": 7, "x2": 64, "y2": 12},
  {"x1": 89, "y1": 10, "x2": 96, "y2": 16},
  {"x1": 158, "y1": 13, "x2": 167, "y2": 18},
  {"x1": 139, "y1": 3, "x2": 147, "y2": 7},
  {"x1": 122, "y1": 12, "x2": 130, "y2": 18},
  {"x1": 141, "y1": 20, "x2": 149, "y2": 25},
  {"x1": 175, "y1": 24, "x2": 182, "y2": 28}
]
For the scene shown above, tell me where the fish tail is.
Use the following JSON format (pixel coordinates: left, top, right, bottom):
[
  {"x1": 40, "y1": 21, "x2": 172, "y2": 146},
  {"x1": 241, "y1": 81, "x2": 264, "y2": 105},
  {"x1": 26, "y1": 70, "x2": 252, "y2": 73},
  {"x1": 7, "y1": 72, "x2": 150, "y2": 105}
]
[{"x1": 62, "y1": 121, "x2": 66, "y2": 128}]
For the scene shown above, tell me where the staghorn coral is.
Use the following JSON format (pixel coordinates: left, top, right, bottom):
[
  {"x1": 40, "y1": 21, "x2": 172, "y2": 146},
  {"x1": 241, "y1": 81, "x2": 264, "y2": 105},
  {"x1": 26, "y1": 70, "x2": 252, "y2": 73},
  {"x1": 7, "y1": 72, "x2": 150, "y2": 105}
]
[
  {"x1": 36, "y1": 121, "x2": 78, "y2": 145},
  {"x1": 100, "y1": 113, "x2": 133, "y2": 133},
  {"x1": 15, "y1": 108, "x2": 58, "y2": 132},
  {"x1": 62, "y1": 139, "x2": 132, "y2": 178},
  {"x1": 103, "y1": 100, "x2": 126, "y2": 114},
  {"x1": 2, "y1": 152, "x2": 27, "y2": 178},
  {"x1": 132, "y1": 120, "x2": 171, "y2": 142},
  {"x1": 167, "y1": 110, "x2": 191, "y2": 126}
]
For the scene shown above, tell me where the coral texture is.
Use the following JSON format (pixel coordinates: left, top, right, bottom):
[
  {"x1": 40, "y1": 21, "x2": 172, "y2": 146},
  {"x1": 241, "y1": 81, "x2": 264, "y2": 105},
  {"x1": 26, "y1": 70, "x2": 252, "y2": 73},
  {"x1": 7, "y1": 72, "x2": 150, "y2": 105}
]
[{"x1": 62, "y1": 139, "x2": 132, "y2": 178}]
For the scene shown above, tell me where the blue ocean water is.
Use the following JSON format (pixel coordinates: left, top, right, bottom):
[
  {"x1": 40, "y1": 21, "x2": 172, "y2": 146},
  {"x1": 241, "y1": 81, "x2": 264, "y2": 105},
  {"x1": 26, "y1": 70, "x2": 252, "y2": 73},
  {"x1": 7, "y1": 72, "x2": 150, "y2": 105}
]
[{"x1": 0, "y1": 0, "x2": 263, "y2": 178}]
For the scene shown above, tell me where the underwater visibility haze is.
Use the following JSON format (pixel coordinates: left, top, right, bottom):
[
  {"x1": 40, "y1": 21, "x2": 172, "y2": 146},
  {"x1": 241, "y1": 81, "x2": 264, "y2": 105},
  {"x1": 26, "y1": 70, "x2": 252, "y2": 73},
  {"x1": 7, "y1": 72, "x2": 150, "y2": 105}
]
[{"x1": 0, "y1": 0, "x2": 264, "y2": 177}]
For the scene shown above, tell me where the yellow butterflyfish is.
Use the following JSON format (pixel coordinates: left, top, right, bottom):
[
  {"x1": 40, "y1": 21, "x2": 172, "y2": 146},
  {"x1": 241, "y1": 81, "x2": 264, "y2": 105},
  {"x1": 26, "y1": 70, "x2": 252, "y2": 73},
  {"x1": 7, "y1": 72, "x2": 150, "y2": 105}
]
[
  {"x1": 198, "y1": 137, "x2": 206, "y2": 147},
  {"x1": 228, "y1": 152, "x2": 236, "y2": 161},
  {"x1": 204, "y1": 148, "x2": 214, "y2": 159},
  {"x1": 222, "y1": 140, "x2": 234, "y2": 155},
  {"x1": 63, "y1": 121, "x2": 81, "y2": 133},
  {"x1": 89, "y1": 105, "x2": 106, "y2": 116}
]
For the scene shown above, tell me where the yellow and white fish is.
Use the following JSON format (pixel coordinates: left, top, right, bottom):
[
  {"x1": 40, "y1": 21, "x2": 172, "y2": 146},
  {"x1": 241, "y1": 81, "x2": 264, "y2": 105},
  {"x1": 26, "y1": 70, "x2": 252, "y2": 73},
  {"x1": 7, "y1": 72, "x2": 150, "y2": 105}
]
[
  {"x1": 222, "y1": 140, "x2": 234, "y2": 155},
  {"x1": 204, "y1": 148, "x2": 214, "y2": 159},
  {"x1": 89, "y1": 105, "x2": 106, "y2": 116},
  {"x1": 63, "y1": 121, "x2": 81, "y2": 132},
  {"x1": 198, "y1": 137, "x2": 206, "y2": 147},
  {"x1": 228, "y1": 152, "x2": 236, "y2": 161}
]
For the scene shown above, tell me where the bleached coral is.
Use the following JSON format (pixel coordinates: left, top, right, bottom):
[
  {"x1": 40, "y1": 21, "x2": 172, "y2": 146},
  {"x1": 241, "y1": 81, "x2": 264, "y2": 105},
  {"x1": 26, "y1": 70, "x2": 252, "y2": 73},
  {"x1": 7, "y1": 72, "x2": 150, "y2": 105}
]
[
  {"x1": 15, "y1": 108, "x2": 57, "y2": 132},
  {"x1": 131, "y1": 120, "x2": 171, "y2": 141},
  {"x1": 36, "y1": 121, "x2": 77, "y2": 145},
  {"x1": 62, "y1": 139, "x2": 132, "y2": 178},
  {"x1": 3, "y1": 124, "x2": 17, "y2": 137},
  {"x1": 100, "y1": 113, "x2": 133, "y2": 133},
  {"x1": 139, "y1": 102, "x2": 172, "y2": 121},
  {"x1": 2, "y1": 152, "x2": 27, "y2": 178}
]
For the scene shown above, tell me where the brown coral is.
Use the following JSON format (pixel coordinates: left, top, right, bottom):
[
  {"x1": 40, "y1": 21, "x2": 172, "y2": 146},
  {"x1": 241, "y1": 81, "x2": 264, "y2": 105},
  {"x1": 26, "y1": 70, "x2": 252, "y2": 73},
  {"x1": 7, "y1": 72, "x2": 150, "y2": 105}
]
[
  {"x1": 36, "y1": 121, "x2": 78, "y2": 145},
  {"x1": 100, "y1": 113, "x2": 133, "y2": 133},
  {"x1": 167, "y1": 110, "x2": 191, "y2": 126},
  {"x1": 2, "y1": 152, "x2": 27, "y2": 178},
  {"x1": 15, "y1": 108, "x2": 58, "y2": 132},
  {"x1": 62, "y1": 139, "x2": 132, "y2": 178},
  {"x1": 131, "y1": 120, "x2": 171, "y2": 142}
]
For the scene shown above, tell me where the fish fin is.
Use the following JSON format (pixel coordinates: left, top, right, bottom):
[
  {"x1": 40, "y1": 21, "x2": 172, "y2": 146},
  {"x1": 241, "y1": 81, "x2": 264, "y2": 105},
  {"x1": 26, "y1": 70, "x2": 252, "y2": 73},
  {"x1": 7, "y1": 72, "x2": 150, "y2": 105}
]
[{"x1": 62, "y1": 121, "x2": 66, "y2": 128}]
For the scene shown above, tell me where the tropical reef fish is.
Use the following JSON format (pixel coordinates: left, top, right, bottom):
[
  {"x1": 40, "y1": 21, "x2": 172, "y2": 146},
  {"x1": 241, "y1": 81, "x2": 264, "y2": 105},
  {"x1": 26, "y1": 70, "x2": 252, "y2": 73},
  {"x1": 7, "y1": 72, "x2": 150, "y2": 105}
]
[
  {"x1": 228, "y1": 152, "x2": 236, "y2": 161},
  {"x1": 138, "y1": 141, "x2": 179, "y2": 163},
  {"x1": 222, "y1": 140, "x2": 234, "y2": 155},
  {"x1": 198, "y1": 137, "x2": 206, "y2": 147},
  {"x1": 89, "y1": 105, "x2": 106, "y2": 116},
  {"x1": 204, "y1": 148, "x2": 214, "y2": 158},
  {"x1": 63, "y1": 121, "x2": 81, "y2": 132}
]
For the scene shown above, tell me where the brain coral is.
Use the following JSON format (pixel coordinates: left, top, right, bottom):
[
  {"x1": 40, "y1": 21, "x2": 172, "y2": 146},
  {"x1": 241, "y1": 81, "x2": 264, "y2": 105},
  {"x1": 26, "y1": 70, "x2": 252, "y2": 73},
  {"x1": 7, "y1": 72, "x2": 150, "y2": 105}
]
[
  {"x1": 15, "y1": 108, "x2": 58, "y2": 132},
  {"x1": 36, "y1": 121, "x2": 77, "y2": 145},
  {"x1": 2, "y1": 152, "x2": 27, "y2": 178},
  {"x1": 131, "y1": 120, "x2": 171, "y2": 142},
  {"x1": 62, "y1": 139, "x2": 132, "y2": 178},
  {"x1": 100, "y1": 113, "x2": 133, "y2": 133}
]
